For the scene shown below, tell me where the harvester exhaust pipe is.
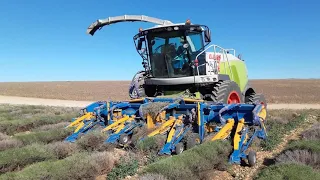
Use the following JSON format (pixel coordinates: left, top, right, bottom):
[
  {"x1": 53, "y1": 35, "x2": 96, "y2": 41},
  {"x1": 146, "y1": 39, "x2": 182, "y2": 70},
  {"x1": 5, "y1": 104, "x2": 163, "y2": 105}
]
[{"x1": 87, "y1": 15, "x2": 174, "y2": 36}]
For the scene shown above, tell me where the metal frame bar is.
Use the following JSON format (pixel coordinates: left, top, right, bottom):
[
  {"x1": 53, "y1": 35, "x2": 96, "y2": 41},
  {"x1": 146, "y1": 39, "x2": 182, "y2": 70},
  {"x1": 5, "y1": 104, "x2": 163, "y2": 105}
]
[{"x1": 87, "y1": 15, "x2": 174, "y2": 35}]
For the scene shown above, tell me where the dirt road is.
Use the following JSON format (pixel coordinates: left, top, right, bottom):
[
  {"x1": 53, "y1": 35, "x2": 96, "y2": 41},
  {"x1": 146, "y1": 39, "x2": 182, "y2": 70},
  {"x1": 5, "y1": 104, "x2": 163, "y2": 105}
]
[{"x1": 1, "y1": 95, "x2": 320, "y2": 109}]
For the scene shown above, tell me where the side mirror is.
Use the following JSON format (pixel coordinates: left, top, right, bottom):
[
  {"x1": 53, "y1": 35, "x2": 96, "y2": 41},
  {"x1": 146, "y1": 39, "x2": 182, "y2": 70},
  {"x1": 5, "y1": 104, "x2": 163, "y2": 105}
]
[
  {"x1": 137, "y1": 38, "x2": 144, "y2": 50},
  {"x1": 238, "y1": 54, "x2": 244, "y2": 61},
  {"x1": 204, "y1": 29, "x2": 211, "y2": 43}
]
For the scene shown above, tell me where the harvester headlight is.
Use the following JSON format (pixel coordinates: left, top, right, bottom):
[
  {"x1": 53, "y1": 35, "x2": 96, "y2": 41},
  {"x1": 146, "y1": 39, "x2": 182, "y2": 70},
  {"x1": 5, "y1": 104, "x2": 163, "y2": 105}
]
[
  {"x1": 201, "y1": 77, "x2": 214, "y2": 82},
  {"x1": 174, "y1": 26, "x2": 179, "y2": 30}
]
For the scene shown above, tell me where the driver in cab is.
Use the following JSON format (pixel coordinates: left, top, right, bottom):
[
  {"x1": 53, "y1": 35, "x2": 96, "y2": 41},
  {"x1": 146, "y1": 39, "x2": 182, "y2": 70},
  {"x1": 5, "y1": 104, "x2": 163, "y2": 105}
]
[{"x1": 172, "y1": 36, "x2": 190, "y2": 71}]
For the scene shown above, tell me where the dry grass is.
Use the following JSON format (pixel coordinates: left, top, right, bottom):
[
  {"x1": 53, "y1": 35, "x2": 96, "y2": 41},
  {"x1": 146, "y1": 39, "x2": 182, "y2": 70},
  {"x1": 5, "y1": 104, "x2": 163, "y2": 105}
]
[{"x1": 0, "y1": 79, "x2": 320, "y2": 103}]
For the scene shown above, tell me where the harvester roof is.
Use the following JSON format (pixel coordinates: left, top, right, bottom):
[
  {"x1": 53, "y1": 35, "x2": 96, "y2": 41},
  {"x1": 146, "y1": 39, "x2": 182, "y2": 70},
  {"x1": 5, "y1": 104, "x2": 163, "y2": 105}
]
[{"x1": 133, "y1": 23, "x2": 206, "y2": 40}]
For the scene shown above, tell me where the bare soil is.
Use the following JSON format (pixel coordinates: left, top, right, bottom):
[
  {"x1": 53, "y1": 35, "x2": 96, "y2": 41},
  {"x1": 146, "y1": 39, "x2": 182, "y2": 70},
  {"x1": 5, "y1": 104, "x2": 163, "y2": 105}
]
[{"x1": 0, "y1": 79, "x2": 319, "y2": 103}]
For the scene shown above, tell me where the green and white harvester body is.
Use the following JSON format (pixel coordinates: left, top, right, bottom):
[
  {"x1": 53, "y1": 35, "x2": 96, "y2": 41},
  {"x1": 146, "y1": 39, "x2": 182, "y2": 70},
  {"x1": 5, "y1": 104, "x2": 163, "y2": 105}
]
[{"x1": 64, "y1": 15, "x2": 268, "y2": 166}]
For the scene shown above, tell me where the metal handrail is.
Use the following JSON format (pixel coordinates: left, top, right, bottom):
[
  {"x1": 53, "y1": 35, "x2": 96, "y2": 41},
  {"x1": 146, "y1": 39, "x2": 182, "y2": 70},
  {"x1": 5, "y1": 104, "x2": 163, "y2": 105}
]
[
  {"x1": 225, "y1": 49, "x2": 236, "y2": 56},
  {"x1": 194, "y1": 44, "x2": 234, "y2": 80}
]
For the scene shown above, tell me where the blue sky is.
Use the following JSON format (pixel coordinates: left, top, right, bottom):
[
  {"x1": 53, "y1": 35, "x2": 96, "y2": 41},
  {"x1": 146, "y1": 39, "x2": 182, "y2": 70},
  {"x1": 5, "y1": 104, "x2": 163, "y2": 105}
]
[{"x1": 0, "y1": 0, "x2": 319, "y2": 82}]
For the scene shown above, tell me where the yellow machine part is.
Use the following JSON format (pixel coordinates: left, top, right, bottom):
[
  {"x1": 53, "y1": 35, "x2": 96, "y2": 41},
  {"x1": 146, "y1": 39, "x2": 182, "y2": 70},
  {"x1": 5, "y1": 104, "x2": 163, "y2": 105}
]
[
  {"x1": 67, "y1": 112, "x2": 94, "y2": 128},
  {"x1": 258, "y1": 105, "x2": 267, "y2": 135},
  {"x1": 101, "y1": 115, "x2": 134, "y2": 132},
  {"x1": 233, "y1": 118, "x2": 245, "y2": 150},
  {"x1": 147, "y1": 111, "x2": 166, "y2": 129},
  {"x1": 205, "y1": 124, "x2": 215, "y2": 133},
  {"x1": 211, "y1": 119, "x2": 235, "y2": 141},
  {"x1": 147, "y1": 116, "x2": 176, "y2": 137},
  {"x1": 74, "y1": 122, "x2": 85, "y2": 133},
  {"x1": 165, "y1": 116, "x2": 184, "y2": 143}
]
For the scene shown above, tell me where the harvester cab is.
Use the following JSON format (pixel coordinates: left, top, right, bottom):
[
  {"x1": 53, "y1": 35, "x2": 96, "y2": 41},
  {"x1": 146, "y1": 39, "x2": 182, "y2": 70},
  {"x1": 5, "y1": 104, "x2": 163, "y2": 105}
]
[
  {"x1": 64, "y1": 15, "x2": 268, "y2": 167},
  {"x1": 133, "y1": 20, "x2": 211, "y2": 79}
]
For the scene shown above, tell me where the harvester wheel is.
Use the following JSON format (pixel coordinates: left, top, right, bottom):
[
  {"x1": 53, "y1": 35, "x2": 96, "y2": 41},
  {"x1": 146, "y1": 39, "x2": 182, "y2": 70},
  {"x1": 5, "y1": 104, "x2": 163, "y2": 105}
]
[
  {"x1": 248, "y1": 150, "x2": 257, "y2": 167},
  {"x1": 246, "y1": 93, "x2": 267, "y2": 108},
  {"x1": 119, "y1": 134, "x2": 130, "y2": 145},
  {"x1": 129, "y1": 71, "x2": 146, "y2": 99},
  {"x1": 175, "y1": 142, "x2": 184, "y2": 155},
  {"x1": 208, "y1": 80, "x2": 242, "y2": 104},
  {"x1": 186, "y1": 133, "x2": 200, "y2": 149}
]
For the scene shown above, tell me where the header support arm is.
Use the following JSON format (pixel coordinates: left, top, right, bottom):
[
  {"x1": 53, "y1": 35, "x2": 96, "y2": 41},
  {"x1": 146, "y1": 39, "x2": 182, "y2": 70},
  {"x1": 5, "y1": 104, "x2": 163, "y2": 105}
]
[{"x1": 87, "y1": 15, "x2": 174, "y2": 36}]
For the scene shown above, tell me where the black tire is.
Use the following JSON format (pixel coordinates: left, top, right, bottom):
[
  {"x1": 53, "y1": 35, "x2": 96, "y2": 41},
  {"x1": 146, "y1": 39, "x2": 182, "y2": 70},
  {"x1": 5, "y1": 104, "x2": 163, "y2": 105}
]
[
  {"x1": 246, "y1": 93, "x2": 267, "y2": 109},
  {"x1": 129, "y1": 71, "x2": 146, "y2": 98},
  {"x1": 186, "y1": 133, "x2": 200, "y2": 149},
  {"x1": 248, "y1": 151, "x2": 257, "y2": 167},
  {"x1": 144, "y1": 85, "x2": 157, "y2": 97},
  {"x1": 119, "y1": 134, "x2": 130, "y2": 145},
  {"x1": 175, "y1": 142, "x2": 184, "y2": 155},
  {"x1": 205, "y1": 80, "x2": 243, "y2": 104}
]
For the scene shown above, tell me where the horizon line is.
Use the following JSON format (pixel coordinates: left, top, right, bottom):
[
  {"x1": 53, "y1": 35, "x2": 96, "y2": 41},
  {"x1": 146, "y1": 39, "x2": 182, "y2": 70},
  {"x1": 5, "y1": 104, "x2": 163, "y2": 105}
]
[{"x1": 0, "y1": 78, "x2": 319, "y2": 83}]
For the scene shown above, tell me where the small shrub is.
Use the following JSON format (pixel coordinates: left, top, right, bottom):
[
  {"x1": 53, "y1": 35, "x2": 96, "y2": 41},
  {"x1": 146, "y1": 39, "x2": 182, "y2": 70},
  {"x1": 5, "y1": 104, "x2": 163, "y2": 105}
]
[
  {"x1": 89, "y1": 151, "x2": 117, "y2": 174},
  {"x1": 139, "y1": 173, "x2": 168, "y2": 180},
  {"x1": 0, "y1": 113, "x2": 76, "y2": 135},
  {"x1": 254, "y1": 163, "x2": 320, "y2": 180},
  {"x1": 107, "y1": 156, "x2": 139, "y2": 180},
  {"x1": 275, "y1": 149, "x2": 320, "y2": 169},
  {"x1": 46, "y1": 141, "x2": 78, "y2": 159},
  {"x1": 76, "y1": 131, "x2": 111, "y2": 151},
  {"x1": 285, "y1": 140, "x2": 320, "y2": 153},
  {"x1": 0, "y1": 141, "x2": 80, "y2": 173},
  {"x1": 33, "y1": 122, "x2": 70, "y2": 131},
  {"x1": 0, "y1": 133, "x2": 9, "y2": 141},
  {"x1": 0, "y1": 143, "x2": 56, "y2": 173},
  {"x1": 0, "y1": 151, "x2": 117, "y2": 180},
  {"x1": 142, "y1": 140, "x2": 232, "y2": 180},
  {"x1": 0, "y1": 139, "x2": 23, "y2": 151},
  {"x1": 13, "y1": 128, "x2": 73, "y2": 145},
  {"x1": 301, "y1": 123, "x2": 320, "y2": 140},
  {"x1": 136, "y1": 135, "x2": 166, "y2": 154}
]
